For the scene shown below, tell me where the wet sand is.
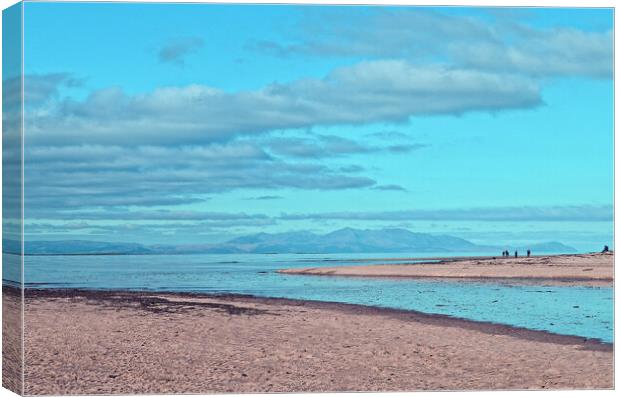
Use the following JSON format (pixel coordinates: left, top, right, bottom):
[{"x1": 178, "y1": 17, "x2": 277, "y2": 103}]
[
  {"x1": 279, "y1": 252, "x2": 614, "y2": 287},
  {"x1": 18, "y1": 288, "x2": 612, "y2": 394}
]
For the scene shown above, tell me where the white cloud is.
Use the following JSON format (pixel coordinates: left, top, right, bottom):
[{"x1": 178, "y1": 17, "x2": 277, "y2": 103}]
[
  {"x1": 453, "y1": 28, "x2": 613, "y2": 78},
  {"x1": 25, "y1": 60, "x2": 541, "y2": 145}
]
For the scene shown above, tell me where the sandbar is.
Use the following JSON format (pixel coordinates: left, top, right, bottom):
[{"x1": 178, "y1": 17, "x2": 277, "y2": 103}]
[{"x1": 279, "y1": 252, "x2": 614, "y2": 287}]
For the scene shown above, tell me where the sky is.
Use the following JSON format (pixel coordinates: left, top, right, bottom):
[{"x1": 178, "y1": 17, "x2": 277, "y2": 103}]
[{"x1": 15, "y1": 2, "x2": 614, "y2": 251}]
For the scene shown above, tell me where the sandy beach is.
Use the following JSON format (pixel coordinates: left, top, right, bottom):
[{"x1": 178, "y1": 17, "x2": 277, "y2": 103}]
[
  {"x1": 279, "y1": 252, "x2": 614, "y2": 287},
  {"x1": 2, "y1": 287, "x2": 22, "y2": 393},
  {"x1": 16, "y1": 288, "x2": 612, "y2": 394}
]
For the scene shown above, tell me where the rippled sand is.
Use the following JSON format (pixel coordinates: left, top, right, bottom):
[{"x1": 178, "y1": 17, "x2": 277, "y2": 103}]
[{"x1": 16, "y1": 289, "x2": 613, "y2": 394}]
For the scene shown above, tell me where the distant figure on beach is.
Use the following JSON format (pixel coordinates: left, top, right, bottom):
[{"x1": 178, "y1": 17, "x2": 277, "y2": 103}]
[
  {"x1": 514, "y1": 250, "x2": 518, "y2": 258},
  {"x1": 602, "y1": 245, "x2": 609, "y2": 253},
  {"x1": 527, "y1": 249, "x2": 531, "y2": 257}
]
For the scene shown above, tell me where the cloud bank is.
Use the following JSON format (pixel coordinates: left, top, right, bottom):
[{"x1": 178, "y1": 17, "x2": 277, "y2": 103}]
[
  {"x1": 24, "y1": 143, "x2": 376, "y2": 215},
  {"x1": 280, "y1": 205, "x2": 613, "y2": 222}
]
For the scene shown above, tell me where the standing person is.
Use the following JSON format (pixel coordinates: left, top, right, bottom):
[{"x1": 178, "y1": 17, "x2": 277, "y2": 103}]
[
  {"x1": 514, "y1": 250, "x2": 518, "y2": 258},
  {"x1": 527, "y1": 249, "x2": 531, "y2": 257}
]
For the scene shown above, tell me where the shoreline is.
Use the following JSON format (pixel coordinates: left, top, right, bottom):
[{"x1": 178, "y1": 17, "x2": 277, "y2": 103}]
[
  {"x1": 283, "y1": 273, "x2": 614, "y2": 287},
  {"x1": 20, "y1": 287, "x2": 613, "y2": 350},
  {"x1": 279, "y1": 252, "x2": 614, "y2": 287}
]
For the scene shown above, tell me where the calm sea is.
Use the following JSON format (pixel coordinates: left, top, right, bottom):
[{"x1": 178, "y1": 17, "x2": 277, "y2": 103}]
[{"x1": 7, "y1": 252, "x2": 614, "y2": 343}]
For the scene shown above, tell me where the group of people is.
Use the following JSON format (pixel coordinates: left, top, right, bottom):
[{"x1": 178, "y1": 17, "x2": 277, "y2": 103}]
[{"x1": 502, "y1": 249, "x2": 531, "y2": 258}]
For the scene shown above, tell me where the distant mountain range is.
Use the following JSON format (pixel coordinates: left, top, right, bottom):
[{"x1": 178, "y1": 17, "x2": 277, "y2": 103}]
[{"x1": 4, "y1": 228, "x2": 577, "y2": 255}]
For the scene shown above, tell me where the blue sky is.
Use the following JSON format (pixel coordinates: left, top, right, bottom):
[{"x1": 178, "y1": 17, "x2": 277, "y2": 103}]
[{"x1": 17, "y1": 2, "x2": 613, "y2": 251}]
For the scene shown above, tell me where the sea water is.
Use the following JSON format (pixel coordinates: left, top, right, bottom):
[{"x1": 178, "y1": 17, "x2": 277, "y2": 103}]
[{"x1": 15, "y1": 252, "x2": 614, "y2": 343}]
